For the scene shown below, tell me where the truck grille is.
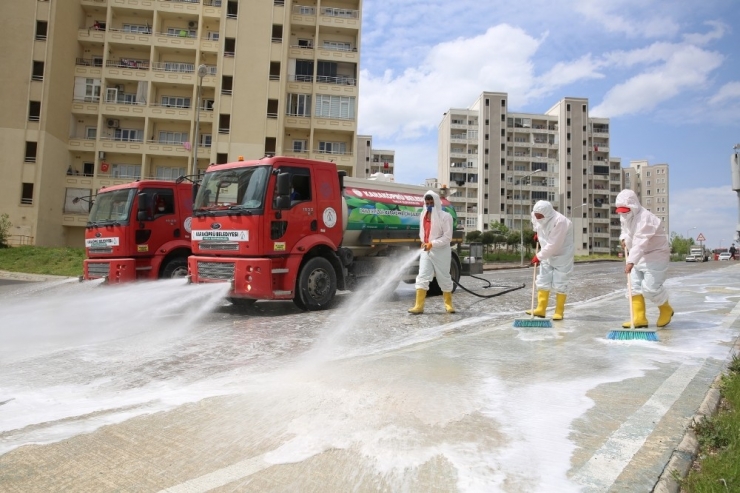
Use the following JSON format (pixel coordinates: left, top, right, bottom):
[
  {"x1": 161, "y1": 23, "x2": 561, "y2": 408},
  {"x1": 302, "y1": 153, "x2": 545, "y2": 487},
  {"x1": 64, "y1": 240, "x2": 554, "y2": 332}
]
[
  {"x1": 197, "y1": 261, "x2": 235, "y2": 280},
  {"x1": 89, "y1": 248, "x2": 113, "y2": 254},
  {"x1": 88, "y1": 263, "x2": 110, "y2": 278},
  {"x1": 199, "y1": 242, "x2": 239, "y2": 251}
]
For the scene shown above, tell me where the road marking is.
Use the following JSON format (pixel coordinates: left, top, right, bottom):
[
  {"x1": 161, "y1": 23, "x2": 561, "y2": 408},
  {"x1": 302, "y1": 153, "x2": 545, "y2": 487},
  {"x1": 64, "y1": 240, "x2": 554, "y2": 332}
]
[
  {"x1": 158, "y1": 454, "x2": 269, "y2": 493},
  {"x1": 572, "y1": 296, "x2": 740, "y2": 492}
]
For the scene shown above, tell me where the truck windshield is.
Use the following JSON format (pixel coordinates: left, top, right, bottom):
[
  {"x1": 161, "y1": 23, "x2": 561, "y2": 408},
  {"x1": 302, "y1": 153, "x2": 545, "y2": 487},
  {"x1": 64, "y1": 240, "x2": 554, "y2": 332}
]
[
  {"x1": 88, "y1": 189, "x2": 134, "y2": 225},
  {"x1": 194, "y1": 166, "x2": 270, "y2": 212}
]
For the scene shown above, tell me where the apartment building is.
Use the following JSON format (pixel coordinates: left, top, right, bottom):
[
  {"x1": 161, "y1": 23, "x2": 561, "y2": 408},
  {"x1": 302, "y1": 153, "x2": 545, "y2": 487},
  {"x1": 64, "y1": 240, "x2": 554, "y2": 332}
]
[
  {"x1": 438, "y1": 92, "x2": 622, "y2": 255},
  {"x1": 356, "y1": 135, "x2": 395, "y2": 179},
  {"x1": 1, "y1": 0, "x2": 361, "y2": 247},
  {"x1": 623, "y1": 160, "x2": 670, "y2": 235}
]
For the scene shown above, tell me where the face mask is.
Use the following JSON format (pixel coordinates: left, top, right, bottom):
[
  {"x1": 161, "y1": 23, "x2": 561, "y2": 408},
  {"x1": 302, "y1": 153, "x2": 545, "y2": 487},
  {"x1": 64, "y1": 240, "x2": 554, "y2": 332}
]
[
  {"x1": 158, "y1": 207, "x2": 165, "y2": 212},
  {"x1": 426, "y1": 205, "x2": 433, "y2": 212}
]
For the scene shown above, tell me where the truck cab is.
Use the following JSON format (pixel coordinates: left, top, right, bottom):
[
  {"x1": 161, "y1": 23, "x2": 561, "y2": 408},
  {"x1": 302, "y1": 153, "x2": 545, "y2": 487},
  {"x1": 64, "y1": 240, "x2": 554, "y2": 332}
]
[{"x1": 83, "y1": 180, "x2": 193, "y2": 282}]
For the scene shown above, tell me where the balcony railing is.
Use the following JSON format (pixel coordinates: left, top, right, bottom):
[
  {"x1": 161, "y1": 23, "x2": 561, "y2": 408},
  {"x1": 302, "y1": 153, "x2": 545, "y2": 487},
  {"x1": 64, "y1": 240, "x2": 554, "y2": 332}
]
[
  {"x1": 293, "y1": 5, "x2": 316, "y2": 15},
  {"x1": 76, "y1": 57, "x2": 103, "y2": 67},
  {"x1": 107, "y1": 59, "x2": 150, "y2": 70},
  {"x1": 109, "y1": 27, "x2": 152, "y2": 35},
  {"x1": 203, "y1": 0, "x2": 222, "y2": 5},
  {"x1": 163, "y1": 0, "x2": 201, "y2": 3},
  {"x1": 150, "y1": 62, "x2": 194, "y2": 73},
  {"x1": 289, "y1": 74, "x2": 313, "y2": 83},
  {"x1": 156, "y1": 31, "x2": 198, "y2": 39},
  {"x1": 73, "y1": 96, "x2": 100, "y2": 103},
  {"x1": 316, "y1": 75, "x2": 356, "y2": 86},
  {"x1": 320, "y1": 7, "x2": 359, "y2": 18}
]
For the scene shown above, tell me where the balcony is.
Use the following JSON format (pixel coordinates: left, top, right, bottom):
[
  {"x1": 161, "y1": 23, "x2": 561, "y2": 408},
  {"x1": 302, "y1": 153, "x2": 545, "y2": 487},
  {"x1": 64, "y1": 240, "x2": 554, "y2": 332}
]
[
  {"x1": 291, "y1": 5, "x2": 317, "y2": 26},
  {"x1": 78, "y1": 28, "x2": 106, "y2": 44},
  {"x1": 71, "y1": 98, "x2": 101, "y2": 115},
  {"x1": 107, "y1": 28, "x2": 152, "y2": 47},
  {"x1": 158, "y1": 0, "x2": 202, "y2": 13},
  {"x1": 144, "y1": 140, "x2": 194, "y2": 157},
  {"x1": 109, "y1": 0, "x2": 155, "y2": 9},
  {"x1": 319, "y1": 7, "x2": 360, "y2": 29},
  {"x1": 99, "y1": 136, "x2": 146, "y2": 154},
  {"x1": 203, "y1": 0, "x2": 222, "y2": 17}
]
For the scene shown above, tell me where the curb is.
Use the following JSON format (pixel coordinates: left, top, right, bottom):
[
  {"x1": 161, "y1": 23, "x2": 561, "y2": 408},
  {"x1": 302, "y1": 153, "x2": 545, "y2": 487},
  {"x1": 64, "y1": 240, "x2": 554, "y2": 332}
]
[
  {"x1": 0, "y1": 270, "x2": 73, "y2": 282},
  {"x1": 652, "y1": 339, "x2": 740, "y2": 492}
]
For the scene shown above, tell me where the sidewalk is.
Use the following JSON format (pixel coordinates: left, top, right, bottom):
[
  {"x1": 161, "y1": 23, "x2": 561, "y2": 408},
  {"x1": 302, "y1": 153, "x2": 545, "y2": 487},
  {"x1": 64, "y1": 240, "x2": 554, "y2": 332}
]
[{"x1": 0, "y1": 270, "x2": 72, "y2": 282}]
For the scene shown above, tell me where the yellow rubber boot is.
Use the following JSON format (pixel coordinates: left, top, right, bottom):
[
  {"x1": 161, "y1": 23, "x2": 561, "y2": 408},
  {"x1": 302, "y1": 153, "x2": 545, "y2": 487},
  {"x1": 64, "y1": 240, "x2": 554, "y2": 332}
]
[
  {"x1": 622, "y1": 294, "x2": 649, "y2": 328},
  {"x1": 526, "y1": 290, "x2": 550, "y2": 318},
  {"x1": 553, "y1": 293, "x2": 567, "y2": 320},
  {"x1": 657, "y1": 301, "x2": 674, "y2": 327},
  {"x1": 443, "y1": 292, "x2": 455, "y2": 313},
  {"x1": 408, "y1": 289, "x2": 426, "y2": 314}
]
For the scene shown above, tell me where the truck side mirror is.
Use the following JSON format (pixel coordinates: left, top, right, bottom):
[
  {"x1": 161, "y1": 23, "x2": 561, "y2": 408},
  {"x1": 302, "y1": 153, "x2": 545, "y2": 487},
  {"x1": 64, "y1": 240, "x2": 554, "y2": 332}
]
[
  {"x1": 275, "y1": 172, "x2": 291, "y2": 209},
  {"x1": 137, "y1": 192, "x2": 151, "y2": 221}
]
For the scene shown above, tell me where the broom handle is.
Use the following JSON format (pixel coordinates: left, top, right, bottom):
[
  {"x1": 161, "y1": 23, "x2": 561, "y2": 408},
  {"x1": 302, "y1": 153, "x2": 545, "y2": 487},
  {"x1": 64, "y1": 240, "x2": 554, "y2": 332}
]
[
  {"x1": 530, "y1": 241, "x2": 539, "y2": 319},
  {"x1": 625, "y1": 245, "x2": 634, "y2": 330}
]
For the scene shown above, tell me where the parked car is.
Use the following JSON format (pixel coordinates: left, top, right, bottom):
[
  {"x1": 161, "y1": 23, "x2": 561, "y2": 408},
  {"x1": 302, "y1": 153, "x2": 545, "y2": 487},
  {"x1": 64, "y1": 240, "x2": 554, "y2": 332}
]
[
  {"x1": 719, "y1": 252, "x2": 732, "y2": 261},
  {"x1": 685, "y1": 254, "x2": 698, "y2": 262}
]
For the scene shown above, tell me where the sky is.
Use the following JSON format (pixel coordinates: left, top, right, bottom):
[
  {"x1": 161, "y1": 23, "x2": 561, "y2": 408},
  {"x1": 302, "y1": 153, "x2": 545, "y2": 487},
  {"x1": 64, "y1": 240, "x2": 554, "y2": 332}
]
[{"x1": 356, "y1": 0, "x2": 740, "y2": 249}]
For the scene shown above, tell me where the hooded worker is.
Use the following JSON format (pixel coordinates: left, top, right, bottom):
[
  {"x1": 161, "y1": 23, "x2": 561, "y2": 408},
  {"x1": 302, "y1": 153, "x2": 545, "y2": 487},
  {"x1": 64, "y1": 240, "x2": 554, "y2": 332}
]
[
  {"x1": 408, "y1": 190, "x2": 455, "y2": 314},
  {"x1": 615, "y1": 189, "x2": 673, "y2": 328},
  {"x1": 527, "y1": 200, "x2": 574, "y2": 320}
]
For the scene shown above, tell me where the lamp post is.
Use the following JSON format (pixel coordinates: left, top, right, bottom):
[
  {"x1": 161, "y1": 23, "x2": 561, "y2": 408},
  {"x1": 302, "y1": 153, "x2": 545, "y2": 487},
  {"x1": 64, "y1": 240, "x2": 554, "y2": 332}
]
[
  {"x1": 686, "y1": 226, "x2": 696, "y2": 241},
  {"x1": 519, "y1": 169, "x2": 542, "y2": 266},
  {"x1": 192, "y1": 64, "x2": 208, "y2": 178},
  {"x1": 569, "y1": 202, "x2": 588, "y2": 218}
]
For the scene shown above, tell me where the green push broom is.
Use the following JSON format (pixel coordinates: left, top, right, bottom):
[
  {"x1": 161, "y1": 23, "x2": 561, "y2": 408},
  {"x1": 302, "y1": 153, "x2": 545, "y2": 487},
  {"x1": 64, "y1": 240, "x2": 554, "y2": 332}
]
[
  {"x1": 607, "y1": 248, "x2": 659, "y2": 341},
  {"x1": 513, "y1": 242, "x2": 552, "y2": 328}
]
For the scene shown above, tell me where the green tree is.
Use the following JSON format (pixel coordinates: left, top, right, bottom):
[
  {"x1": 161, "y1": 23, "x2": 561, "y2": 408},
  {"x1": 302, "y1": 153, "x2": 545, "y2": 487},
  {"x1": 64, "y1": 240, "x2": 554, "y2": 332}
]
[
  {"x1": 0, "y1": 213, "x2": 11, "y2": 248},
  {"x1": 465, "y1": 230, "x2": 482, "y2": 243},
  {"x1": 488, "y1": 222, "x2": 509, "y2": 251},
  {"x1": 481, "y1": 231, "x2": 495, "y2": 253},
  {"x1": 670, "y1": 231, "x2": 694, "y2": 256}
]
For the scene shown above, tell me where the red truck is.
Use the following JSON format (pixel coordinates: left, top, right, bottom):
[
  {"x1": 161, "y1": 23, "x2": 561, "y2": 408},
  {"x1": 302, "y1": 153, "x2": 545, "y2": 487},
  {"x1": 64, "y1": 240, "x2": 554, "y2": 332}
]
[
  {"x1": 83, "y1": 180, "x2": 194, "y2": 283},
  {"x1": 187, "y1": 156, "x2": 463, "y2": 310}
]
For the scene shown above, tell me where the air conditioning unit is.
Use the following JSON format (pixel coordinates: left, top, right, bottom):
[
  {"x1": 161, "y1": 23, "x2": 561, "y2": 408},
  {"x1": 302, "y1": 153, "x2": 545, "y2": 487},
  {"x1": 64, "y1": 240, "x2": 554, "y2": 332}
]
[
  {"x1": 107, "y1": 119, "x2": 120, "y2": 128},
  {"x1": 98, "y1": 151, "x2": 105, "y2": 159},
  {"x1": 188, "y1": 21, "x2": 196, "y2": 28}
]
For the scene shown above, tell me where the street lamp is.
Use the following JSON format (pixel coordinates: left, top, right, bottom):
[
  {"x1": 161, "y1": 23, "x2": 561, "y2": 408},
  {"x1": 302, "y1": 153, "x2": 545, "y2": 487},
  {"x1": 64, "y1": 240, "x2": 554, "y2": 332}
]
[
  {"x1": 569, "y1": 202, "x2": 588, "y2": 218},
  {"x1": 192, "y1": 64, "x2": 208, "y2": 178},
  {"x1": 686, "y1": 226, "x2": 696, "y2": 241},
  {"x1": 519, "y1": 169, "x2": 542, "y2": 266}
]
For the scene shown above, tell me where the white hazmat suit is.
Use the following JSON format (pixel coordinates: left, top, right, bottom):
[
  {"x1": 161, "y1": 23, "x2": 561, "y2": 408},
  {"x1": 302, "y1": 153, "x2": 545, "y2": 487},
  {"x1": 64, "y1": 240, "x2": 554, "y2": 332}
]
[
  {"x1": 526, "y1": 201, "x2": 574, "y2": 320},
  {"x1": 616, "y1": 189, "x2": 673, "y2": 328},
  {"x1": 408, "y1": 190, "x2": 455, "y2": 314}
]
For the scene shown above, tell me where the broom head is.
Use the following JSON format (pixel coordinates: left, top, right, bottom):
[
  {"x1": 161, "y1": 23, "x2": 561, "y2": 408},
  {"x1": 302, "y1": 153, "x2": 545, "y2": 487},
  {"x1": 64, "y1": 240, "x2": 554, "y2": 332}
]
[
  {"x1": 513, "y1": 318, "x2": 553, "y2": 328},
  {"x1": 606, "y1": 329, "x2": 659, "y2": 341}
]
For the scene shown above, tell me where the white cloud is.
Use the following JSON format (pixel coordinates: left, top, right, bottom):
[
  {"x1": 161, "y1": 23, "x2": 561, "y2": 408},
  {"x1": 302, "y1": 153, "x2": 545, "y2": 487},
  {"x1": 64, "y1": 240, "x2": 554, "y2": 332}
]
[
  {"x1": 591, "y1": 45, "x2": 723, "y2": 117},
  {"x1": 358, "y1": 25, "x2": 543, "y2": 139},
  {"x1": 574, "y1": 0, "x2": 680, "y2": 38},
  {"x1": 709, "y1": 81, "x2": 740, "y2": 105},
  {"x1": 669, "y1": 186, "x2": 738, "y2": 246},
  {"x1": 682, "y1": 20, "x2": 727, "y2": 45}
]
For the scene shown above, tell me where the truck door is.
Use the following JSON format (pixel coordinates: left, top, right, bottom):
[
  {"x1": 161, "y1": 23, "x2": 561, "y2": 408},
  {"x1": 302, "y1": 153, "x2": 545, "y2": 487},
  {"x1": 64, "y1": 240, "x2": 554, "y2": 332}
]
[
  {"x1": 138, "y1": 187, "x2": 178, "y2": 253},
  {"x1": 268, "y1": 166, "x2": 315, "y2": 253}
]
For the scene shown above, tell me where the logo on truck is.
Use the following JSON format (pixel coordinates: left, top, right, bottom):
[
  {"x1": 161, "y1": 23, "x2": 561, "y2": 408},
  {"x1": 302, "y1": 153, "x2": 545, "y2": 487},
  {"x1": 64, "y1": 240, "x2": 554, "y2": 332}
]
[
  {"x1": 323, "y1": 207, "x2": 337, "y2": 228},
  {"x1": 192, "y1": 230, "x2": 249, "y2": 242}
]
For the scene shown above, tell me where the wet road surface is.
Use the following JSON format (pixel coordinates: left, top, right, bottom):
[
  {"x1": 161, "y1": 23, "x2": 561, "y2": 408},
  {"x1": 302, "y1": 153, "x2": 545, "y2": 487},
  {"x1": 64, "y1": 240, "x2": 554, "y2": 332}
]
[{"x1": 0, "y1": 260, "x2": 738, "y2": 492}]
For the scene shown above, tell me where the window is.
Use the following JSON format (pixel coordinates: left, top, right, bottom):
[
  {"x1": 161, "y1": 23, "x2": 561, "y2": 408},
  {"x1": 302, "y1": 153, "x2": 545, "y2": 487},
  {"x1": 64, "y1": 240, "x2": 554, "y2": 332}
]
[
  {"x1": 167, "y1": 28, "x2": 197, "y2": 38},
  {"x1": 156, "y1": 166, "x2": 187, "y2": 181},
  {"x1": 83, "y1": 162, "x2": 94, "y2": 176},
  {"x1": 158, "y1": 131, "x2": 188, "y2": 144},
  {"x1": 32, "y1": 61, "x2": 44, "y2": 81},
  {"x1": 298, "y1": 38, "x2": 314, "y2": 48},
  {"x1": 21, "y1": 183, "x2": 34, "y2": 205},
  {"x1": 219, "y1": 114, "x2": 230, "y2": 133},
  {"x1": 318, "y1": 141, "x2": 347, "y2": 154},
  {"x1": 114, "y1": 129, "x2": 142, "y2": 142},
  {"x1": 323, "y1": 40, "x2": 351, "y2": 51},
  {"x1": 85, "y1": 127, "x2": 97, "y2": 139},
  {"x1": 207, "y1": 31, "x2": 219, "y2": 41},
  {"x1": 28, "y1": 101, "x2": 41, "y2": 122},
  {"x1": 111, "y1": 163, "x2": 141, "y2": 179},
  {"x1": 295, "y1": 59, "x2": 314, "y2": 82},
  {"x1": 271, "y1": 24, "x2": 283, "y2": 42},
  {"x1": 224, "y1": 37, "x2": 236, "y2": 56},
  {"x1": 35, "y1": 21, "x2": 47, "y2": 40},
  {"x1": 161, "y1": 96, "x2": 191, "y2": 108},
  {"x1": 227, "y1": 0, "x2": 238, "y2": 18},
  {"x1": 123, "y1": 24, "x2": 151, "y2": 34},
  {"x1": 566, "y1": 103, "x2": 571, "y2": 111},
  {"x1": 216, "y1": 153, "x2": 228, "y2": 164},
  {"x1": 267, "y1": 99, "x2": 278, "y2": 118},
  {"x1": 24, "y1": 142, "x2": 37, "y2": 163},
  {"x1": 201, "y1": 134, "x2": 212, "y2": 147},
  {"x1": 163, "y1": 61, "x2": 194, "y2": 73},
  {"x1": 74, "y1": 77, "x2": 101, "y2": 102},
  {"x1": 314, "y1": 95, "x2": 355, "y2": 119},
  {"x1": 64, "y1": 187, "x2": 93, "y2": 214},
  {"x1": 292, "y1": 140, "x2": 308, "y2": 153},
  {"x1": 221, "y1": 75, "x2": 233, "y2": 95}
]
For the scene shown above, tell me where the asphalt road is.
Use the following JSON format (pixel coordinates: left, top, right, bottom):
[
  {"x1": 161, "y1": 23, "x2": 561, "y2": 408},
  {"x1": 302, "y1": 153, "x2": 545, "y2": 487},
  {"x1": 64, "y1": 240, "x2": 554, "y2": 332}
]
[{"x1": 0, "y1": 260, "x2": 738, "y2": 492}]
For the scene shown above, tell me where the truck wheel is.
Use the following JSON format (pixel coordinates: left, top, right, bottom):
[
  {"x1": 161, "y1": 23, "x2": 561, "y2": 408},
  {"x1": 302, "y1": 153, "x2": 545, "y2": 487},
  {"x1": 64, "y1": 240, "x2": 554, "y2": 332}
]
[
  {"x1": 428, "y1": 257, "x2": 461, "y2": 296},
  {"x1": 294, "y1": 257, "x2": 337, "y2": 311},
  {"x1": 161, "y1": 257, "x2": 188, "y2": 279}
]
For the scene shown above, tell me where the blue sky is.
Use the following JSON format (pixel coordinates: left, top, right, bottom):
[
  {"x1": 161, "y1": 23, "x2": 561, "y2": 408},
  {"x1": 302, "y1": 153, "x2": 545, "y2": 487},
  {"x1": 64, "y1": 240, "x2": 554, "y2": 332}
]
[{"x1": 356, "y1": 0, "x2": 740, "y2": 248}]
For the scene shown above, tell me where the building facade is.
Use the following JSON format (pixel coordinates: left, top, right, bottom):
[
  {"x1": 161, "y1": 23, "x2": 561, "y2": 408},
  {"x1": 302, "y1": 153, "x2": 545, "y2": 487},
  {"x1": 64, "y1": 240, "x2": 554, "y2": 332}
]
[
  {"x1": 622, "y1": 160, "x2": 670, "y2": 236},
  {"x1": 438, "y1": 92, "x2": 622, "y2": 255},
  {"x1": 1, "y1": 0, "x2": 361, "y2": 247},
  {"x1": 356, "y1": 135, "x2": 395, "y2": 179}
]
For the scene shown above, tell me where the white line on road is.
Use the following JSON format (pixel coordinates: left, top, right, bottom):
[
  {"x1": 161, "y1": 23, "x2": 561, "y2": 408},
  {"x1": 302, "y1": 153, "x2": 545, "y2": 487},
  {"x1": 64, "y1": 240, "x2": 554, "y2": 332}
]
[{"x1": 158, "y1": 453, "x2": 269, "y2": 493}]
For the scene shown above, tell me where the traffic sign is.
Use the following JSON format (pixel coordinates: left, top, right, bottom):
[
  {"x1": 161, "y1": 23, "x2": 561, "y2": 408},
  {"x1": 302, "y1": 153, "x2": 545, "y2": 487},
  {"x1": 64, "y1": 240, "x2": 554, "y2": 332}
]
[{"x1": 697, "y1": 233, "x2": 706, "y2": 242}]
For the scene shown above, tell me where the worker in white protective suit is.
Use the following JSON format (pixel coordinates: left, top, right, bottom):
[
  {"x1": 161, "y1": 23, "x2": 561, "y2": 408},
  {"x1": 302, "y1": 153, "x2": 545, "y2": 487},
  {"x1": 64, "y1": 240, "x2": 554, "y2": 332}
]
[
  {"x1": 616, "y1": 189, "x2": 673, "y2": 328},
  {"x1": 408, "y1": 191, "x2": 455, "y2": 314},
  {"x1": 526, "y1": 200, "x2": 574, "y2": 320}
]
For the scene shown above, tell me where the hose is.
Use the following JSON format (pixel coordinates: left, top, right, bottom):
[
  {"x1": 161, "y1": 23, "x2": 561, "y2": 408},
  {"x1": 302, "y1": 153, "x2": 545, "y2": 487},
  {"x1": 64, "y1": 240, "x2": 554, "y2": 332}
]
[{"x1": 453, "y1": 274, "x2": 525, "y2": 298}]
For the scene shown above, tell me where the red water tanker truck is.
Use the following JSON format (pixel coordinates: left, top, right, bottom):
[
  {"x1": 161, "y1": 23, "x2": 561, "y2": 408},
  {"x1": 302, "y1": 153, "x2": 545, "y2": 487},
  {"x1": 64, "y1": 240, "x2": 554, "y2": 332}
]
[
  {"x1": 187, "y1": 156, "x2": 464, "y2": 310},
  {"x1": 82, "y1": 180, "x2": 194, "y2": 283}
]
